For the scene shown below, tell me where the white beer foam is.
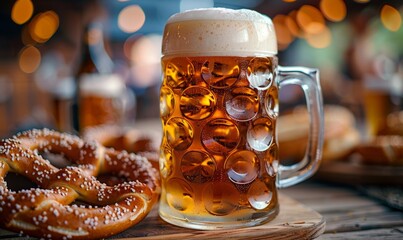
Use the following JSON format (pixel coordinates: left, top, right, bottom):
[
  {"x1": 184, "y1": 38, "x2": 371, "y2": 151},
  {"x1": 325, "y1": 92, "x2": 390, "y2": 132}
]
[
  {"x1": 162, "y1": 8, "x2": 277, "y2": 57},
  {"x1": 80, "y1": 74, "x2": 125, "y2": 97}
]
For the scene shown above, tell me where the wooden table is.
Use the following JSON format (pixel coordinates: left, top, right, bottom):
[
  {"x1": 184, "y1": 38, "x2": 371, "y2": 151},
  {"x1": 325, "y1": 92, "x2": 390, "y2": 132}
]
[{"x1": 281, "y1": 180, "x2": 403, "y2": 239}]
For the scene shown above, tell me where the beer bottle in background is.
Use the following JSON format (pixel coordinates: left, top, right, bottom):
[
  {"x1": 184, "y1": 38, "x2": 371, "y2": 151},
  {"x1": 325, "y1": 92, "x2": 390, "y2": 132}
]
[
  {"x1": 73, "y1": 22, "x2": 127, "y2": 133},
  {"x1": 72, "y1": 23, "x2": 97, "y2": 132},
  {"x1": 76, "y1": 22, "x2": 114, "y2": 75}
]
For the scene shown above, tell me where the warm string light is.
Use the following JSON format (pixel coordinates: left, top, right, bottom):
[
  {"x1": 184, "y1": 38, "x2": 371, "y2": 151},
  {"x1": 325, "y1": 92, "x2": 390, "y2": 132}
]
[
  {"x1": 380, "y1": 5, "x2": 402, "y2": 32},
  {"x1": 12, "y1": 0, "x2": 57, "y2": 74},
  {"x1": 273, "y1": 15, "x2": 294, "y2": 50},
  {"x1": 297, "y1": 5, "x2": 325, "y2": 34},
  {"x1": 29, "y1": 11, "x2": 59, "y2": 43},
  {"x1": 11, "y1": 0, "x2": 34, "y2": 25},
  {"x1": 118, "y1": 5, "x2": 146, "y2": 33},
  {"x1": 320, "y1": 0, "x2": 346, "y2": 22},
  {"x1": 11, "y1": 1, "x2": 403, "y2": 68},
  {"x1": 273, "y1": 1, "x2": 402, "y2": 51},
  {"x1": 273, "y1": 4, "x2": 331, "y2": 50},
  {"x1": 305, "y1": 27, "x2": 331, "y2": 49},
  {"x1": 87, "y1": 27, "x2": 103, "y2": 46},
  {"x1": 129, "y1": 34, "x2": 162, "y2": 87},
  {"x1": 287, "y1": 10, "x2": 303, "y2": 38},
  {"x1": 19, "y1": 45, "x2": 41, "y2": 73}
]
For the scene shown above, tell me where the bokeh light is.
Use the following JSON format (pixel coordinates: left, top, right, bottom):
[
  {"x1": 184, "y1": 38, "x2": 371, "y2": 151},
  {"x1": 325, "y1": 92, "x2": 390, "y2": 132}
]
[
  {"x1": 130, "y1": 35, "x2": 162, "y2": 65},
  {"x1": 19, "y1": 45, "x2": 41, "y2": 73},
  {"x1": 320, "y1": 0, "x2": 347, "y2": 22},
  {"x1": 380, "y1": 5, "x2": 402, "y2": 32},
  {"x1": 123, "y1": 34, "x2": 141, "y2": 60},
  {"x1": 273, "y1": 15, "x2": 294, "y2": 50},
  {"x1": 29, "y1": 11, "x2": 59, "y2": 43},
  {"x1": 87, "y1": 27, "x2": 103, "y2": 46},
  {"x1": 305, "y1": 26, "x2": 332, "y2": 49},
  {"x1": 118, "y1": 5, "x2": 145, "y2": 33},
  {"x1": 130, "y1": 35, "x2": 162, "y2": 87},
  {"x1": 286, "y1": 11, "x2": 302, "y2": 38},
  {"x1": 297, "y1": 5, "x2": 326, "y2": 34},
  {"x1": 11, "y1": 0, "x2": 34, "y2": 25}
]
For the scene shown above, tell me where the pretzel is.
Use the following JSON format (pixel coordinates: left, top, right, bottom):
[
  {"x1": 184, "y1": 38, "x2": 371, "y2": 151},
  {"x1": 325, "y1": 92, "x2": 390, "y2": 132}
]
[
  {"x1": 356, "y1": 135, "x2": 403, "y2": 165},
  {"x1": 0, "y1": 129, "x2": 159, "y2": 239},
  {"x1": 83, "y1": 125, "x2": 159, "y2": 170},
  {"x1": 278, "y1": 105, "x2": 360, "y2": 162},
  {"x1": 83, "y1": 125, "x2": 156, "y2": 153}
]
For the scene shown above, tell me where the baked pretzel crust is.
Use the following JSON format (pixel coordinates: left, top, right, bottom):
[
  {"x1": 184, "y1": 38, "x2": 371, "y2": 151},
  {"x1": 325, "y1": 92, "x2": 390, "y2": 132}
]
[{"x1": 0, "y1": 129, "x2": 159, "y2": 239}]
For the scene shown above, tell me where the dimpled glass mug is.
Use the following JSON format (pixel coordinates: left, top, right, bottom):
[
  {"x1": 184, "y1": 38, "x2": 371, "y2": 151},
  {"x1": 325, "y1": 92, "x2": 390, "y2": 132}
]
[{"x1": 159, "y1": 8, "x2": 324, "y2": 230}]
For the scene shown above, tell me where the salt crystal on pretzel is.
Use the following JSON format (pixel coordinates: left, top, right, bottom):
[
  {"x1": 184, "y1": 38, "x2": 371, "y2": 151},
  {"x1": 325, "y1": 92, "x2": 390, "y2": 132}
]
[{"x1": 0, "y1": 129, "x2": 160, "y2": 239}]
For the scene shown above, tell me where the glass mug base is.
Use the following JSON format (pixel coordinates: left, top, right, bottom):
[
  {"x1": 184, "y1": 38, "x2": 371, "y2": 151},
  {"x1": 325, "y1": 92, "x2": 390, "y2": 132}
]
[{"x1": 159, "y1": 201, "x2": 279, "y2": 230}]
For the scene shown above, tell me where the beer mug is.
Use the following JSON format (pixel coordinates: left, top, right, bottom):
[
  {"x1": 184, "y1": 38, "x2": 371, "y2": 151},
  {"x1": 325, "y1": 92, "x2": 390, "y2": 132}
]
[
  {"x1": 364, "y1": 76, "x2": 403, "y2": 137},
  {"x1": 79, "y1": 73, "x2": 132, "y2": 130},
  {"x1": 159, "y1": 8, "x2": 324, "y2": 230}
]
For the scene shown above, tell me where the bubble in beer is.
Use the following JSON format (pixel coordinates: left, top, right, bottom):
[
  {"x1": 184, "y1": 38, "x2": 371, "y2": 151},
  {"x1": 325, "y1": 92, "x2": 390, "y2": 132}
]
[
  {"x1": 165, "y1": 58, "x2": 194, "y2": 89},
  {"x1": 266, "y1": 164, "x2": 276, "y2": 177},
  {"x1": 225, "y1": 150, "x2": 259, "y2": 184},
  {"x1": 248, "y1": 57, "x2": 274, "y2": 90},
  {"x1": 265, "y1": 144, "x2": 278, "y2": 177},
  {"x1": 265, "y1": 86, "x2": 279, "y2": 117},
  {"x1": 201, "y1": 60, "x2": 239, "y2": 89},
  {"x1": 181, "y1": 151, "x2": 216, "y2": 183},
  {"x1": 166, "y1": 178, "x2": 195, "y2": 211},
  {"x1": 180, "y1": 86, "x2": 216, "y2": 120},
  {"x1": 201, "y1": 119, "x2": 240, "y2": 153},
  {"x1": 247, "y1": 117, "x2": 274, "y2": 151},
  {"x1": 160, "y1": 86, "x2": 175, "y2": 119},
  {"x1": 160, "y1": 144, "x2": 173, "y2": 178},
  {"x1": 225, "y1": 87, "x2": 259, "y2": 121},
  {"x1": 272, "y1": 160, "x2": 279, "y2": 175},
  {"x1": 247, "y1": 180, "x2": 272, "y2": 210},
  {"x1": 203, "y1": 182, "x2": 240, "y2": 216},
  {"x1": 165, "y1": 117, "x2": 193, "y2": 150}
]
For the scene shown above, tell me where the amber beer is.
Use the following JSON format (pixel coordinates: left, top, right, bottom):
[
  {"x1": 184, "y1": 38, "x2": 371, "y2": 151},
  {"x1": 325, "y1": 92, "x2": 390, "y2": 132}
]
[
  {"x1": 364, "y1": 79, "x2": 403, "y2": 137},
  {"x1": 79, "y1": 74, "x2": 126, "y2": 130},
  {"x1": 159, "y1": 8, "x2": 324, "y2": 230}
]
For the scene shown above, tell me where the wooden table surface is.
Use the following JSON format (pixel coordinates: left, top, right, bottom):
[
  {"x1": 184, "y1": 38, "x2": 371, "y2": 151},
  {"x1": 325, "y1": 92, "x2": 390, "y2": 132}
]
[{"x1": 281, "y1": 180, "x2": 403, "y2": 239}]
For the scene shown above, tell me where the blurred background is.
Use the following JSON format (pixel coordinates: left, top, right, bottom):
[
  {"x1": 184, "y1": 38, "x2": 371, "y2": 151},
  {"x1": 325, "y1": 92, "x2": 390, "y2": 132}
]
[{"x1": 0, "y1": 0, "x2": 402, "y2": 139}]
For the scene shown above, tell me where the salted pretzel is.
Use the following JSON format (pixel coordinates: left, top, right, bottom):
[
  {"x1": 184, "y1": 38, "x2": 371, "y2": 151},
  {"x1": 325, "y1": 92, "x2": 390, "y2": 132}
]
[
  {"x1": 83, "y1": 125, "x2": 159, "y2": 171},
  {"x1": 0, "y1": 129, "x2": 159, "y2": 239},
  {"x1": 82, "y1": 125, "x2": 156, "y2": 153},
  {"x1": 356, "y1": 135, "x2": 403, "y2": 165}
]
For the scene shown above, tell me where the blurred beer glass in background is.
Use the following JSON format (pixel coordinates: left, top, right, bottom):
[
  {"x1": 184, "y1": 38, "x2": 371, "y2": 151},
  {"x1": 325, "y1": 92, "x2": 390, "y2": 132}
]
[
  {"x1": 49, "y1": 77, "x2": 75, "y2": 132},
  {"x1": 363, "y1": 58, "x2": 403, "y2": 138},
  {"x1": 74, "y1": 21, "x2": 135, "y2": 132},
  {"x1": 78, "y1": 73, "x2": 132, "y2": 130}
]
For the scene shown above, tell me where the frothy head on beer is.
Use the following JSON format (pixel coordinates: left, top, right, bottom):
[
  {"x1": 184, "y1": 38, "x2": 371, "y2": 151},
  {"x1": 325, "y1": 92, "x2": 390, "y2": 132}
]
[
  {"x1": 162, "y1": 8, "x2": 277, "y2": 57},
  {"x1": 80, "y1": 74, "x2": 125, "y2": 97}
]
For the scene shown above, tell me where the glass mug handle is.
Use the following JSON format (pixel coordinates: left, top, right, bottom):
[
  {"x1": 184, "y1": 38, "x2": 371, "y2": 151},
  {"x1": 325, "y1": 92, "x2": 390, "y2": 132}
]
[{"x1": 276, "y1": 66, "x2": 324, "y2": 188}]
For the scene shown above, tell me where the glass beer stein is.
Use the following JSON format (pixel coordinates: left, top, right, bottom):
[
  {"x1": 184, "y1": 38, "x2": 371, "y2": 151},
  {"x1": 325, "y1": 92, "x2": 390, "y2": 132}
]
[
  {"x1": 78, "y1": 73, "x2": 128, "y2": 131},
  {"x1": 159, "y1": 8, "x2": 324, "y2": 230}
]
